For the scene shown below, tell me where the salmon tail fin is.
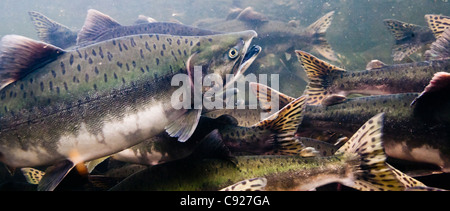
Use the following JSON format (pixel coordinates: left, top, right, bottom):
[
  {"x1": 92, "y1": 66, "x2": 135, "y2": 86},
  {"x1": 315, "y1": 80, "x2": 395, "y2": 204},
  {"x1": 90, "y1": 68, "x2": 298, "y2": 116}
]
[
  {"x1": 249, "y1": 82, "x2": 295, "y2": 112},
  {"x1": 28, "y1": 11, "x2": 77, "y2": 49},
  {"x1": 21, "y1": 168, "x2": 45, "y2": 185},
  {"x1": 254, "y1": 96, "x2": 317, "y2": 156},
  {"x1": 425, "y1": 14, "x2": 450, "y2": 39},
  {"x1": 0, "y1": 35, "x2": 65, "y2": 90},
  {"x1": 388, "y1": 163, "x2": 447, "y2": 191},
  {"x1": 337, "y1": 113, "x2": 406, "y2": 191},
  {"x1": 425, "y1": 28, "x2": 450, "y2": 61},
  {"x1": 306, "y1": 11, "x2": 338, "y2": 61},
  {"x1": 295, "y1": 50, "x2": 345, "y2": 106},
  {"x1": 383, "y1": 19, "x2": 426, "y2": 61},
  {"x1": 77, "y1": 9, "x2": 122, "y2": 46}
]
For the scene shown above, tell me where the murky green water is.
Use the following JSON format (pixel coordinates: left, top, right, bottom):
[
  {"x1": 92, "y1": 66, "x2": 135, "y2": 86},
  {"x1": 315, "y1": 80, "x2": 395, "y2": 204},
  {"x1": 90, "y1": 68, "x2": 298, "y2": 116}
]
[{"x1": 0, "y1": 0, "x2": 449, "y2": 192}]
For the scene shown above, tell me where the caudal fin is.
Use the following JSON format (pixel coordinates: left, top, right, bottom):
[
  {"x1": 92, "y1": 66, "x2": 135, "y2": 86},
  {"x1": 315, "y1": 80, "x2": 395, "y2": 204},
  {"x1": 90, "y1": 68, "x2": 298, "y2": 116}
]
[
  {"x1": 28, "y1": 11, "x2": 77, "y2": 49},
  {"x1": 425, "y1": 28, "x2": 450, "y2": 60},
  {"x1": 383, "y1": 19, "x2": 429, "y2": 61},
  {"x1": 0, "y1": 35, "x2": 65, "y2": 90},
  {"x1": 425, "y1": 14, "x2": 450, "y2": 39},
  {"x1": 306, "y1": 11, "x2": 338, "y2": 61},
  {"x1": 253, "y1": 96, "x2": 316, "y2": 156},
  {"x1": 295, "y1": 50, "x2": 346, "y2": 105},
  {"x1": 337, "y1": 113, "x2": 406, "y2": 191},
  {"x1": 249, "y1": 82, "x2": 295, "y2": 112}
]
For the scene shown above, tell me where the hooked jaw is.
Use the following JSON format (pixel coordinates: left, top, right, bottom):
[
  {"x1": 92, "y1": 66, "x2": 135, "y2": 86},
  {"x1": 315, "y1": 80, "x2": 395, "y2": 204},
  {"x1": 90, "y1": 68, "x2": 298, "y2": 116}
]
[
  {"x1": 233, "y1": 30, "x2": 259, "y2": 77},
  {"x1": 234, "y1": 45, "x2": 262, "y2": 77}
]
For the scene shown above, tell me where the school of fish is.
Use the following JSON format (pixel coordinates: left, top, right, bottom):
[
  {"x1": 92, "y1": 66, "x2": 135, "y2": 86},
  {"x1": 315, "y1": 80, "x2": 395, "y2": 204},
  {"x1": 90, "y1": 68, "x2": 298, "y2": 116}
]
[{"x1": 0, "y1": 6, "x2": 449, "y2": 191}]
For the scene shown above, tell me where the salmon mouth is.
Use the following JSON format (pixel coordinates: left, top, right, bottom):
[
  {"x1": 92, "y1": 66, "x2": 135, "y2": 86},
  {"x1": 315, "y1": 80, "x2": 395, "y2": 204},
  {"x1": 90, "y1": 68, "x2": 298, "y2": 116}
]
[{"x1": 234, "y1": 45, "x2": 262, "y2": 78}]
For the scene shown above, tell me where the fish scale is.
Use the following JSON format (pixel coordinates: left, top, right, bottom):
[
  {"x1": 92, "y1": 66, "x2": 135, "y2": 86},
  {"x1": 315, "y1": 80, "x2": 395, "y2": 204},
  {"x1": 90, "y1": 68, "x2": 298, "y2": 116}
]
[
  {"x1": 296, "y1": 50, "x2": 450, "y2": 106},
  {"x1": 0, "y1": 34, "x2": 190, "y2": 118},
  {"x1": 0, "y1": 29, "x2": 258, "y2": 176},
  {"x1": 110, "y1": 114, "x2": 415, "y2": 191}
]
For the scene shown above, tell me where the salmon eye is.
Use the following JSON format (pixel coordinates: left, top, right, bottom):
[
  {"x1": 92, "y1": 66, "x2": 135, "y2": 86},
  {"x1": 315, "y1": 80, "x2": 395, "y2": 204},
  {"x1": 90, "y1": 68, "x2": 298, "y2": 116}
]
[{"x1": 228, "y1": 48, "x2": 239, "y2": 59}]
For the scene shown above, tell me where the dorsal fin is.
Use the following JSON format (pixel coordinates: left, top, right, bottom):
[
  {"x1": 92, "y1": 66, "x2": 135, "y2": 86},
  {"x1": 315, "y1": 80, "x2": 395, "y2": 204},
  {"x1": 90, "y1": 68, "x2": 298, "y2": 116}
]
[
  {"x1": 366, "y1": 59, "x2": 387, "y2": 70},
  {"x1": 77, "y1": 9, "x2": 122, "y2": 46},
  {"x1": 0, "y1": 35, "x2": 64, "y2": 90},
  {"x1": 236, "y1": 7, "x2": 268, "y2": 23},
  {"x1": 425, "y1": 14, "x2": 450, "y2": 39},
  {"x1": 226, "y1": 8, "x2": 244, "y2": 20},
  {"x1": 135, "y1": 15, "x2": 158, "y2": 24},
  {"x1": 425, "y1": 28, "x2": 450, "y2": 60},
  {"x1": 295, "y1": 50, "x2": 345, "y2": 105}
]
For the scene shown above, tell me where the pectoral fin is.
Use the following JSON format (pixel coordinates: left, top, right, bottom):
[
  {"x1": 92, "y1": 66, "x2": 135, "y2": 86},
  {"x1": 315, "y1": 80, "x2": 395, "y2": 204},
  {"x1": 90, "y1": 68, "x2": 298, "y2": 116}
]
[{"x1": 165, "y1": 109, "x2": 202, "y2": 142}]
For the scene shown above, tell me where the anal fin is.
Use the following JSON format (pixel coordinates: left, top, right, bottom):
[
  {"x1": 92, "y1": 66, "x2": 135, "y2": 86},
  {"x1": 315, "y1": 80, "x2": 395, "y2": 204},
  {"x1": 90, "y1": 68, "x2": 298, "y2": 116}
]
[{"x1": 37, "y1": 160, "x2": 75, "y2": 191}]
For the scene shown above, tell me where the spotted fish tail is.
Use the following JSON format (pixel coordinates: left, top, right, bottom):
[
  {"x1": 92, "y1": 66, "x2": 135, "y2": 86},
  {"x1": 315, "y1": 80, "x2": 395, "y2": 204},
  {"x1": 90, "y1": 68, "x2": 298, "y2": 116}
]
[
  {"x1": 306, "y1": 11, "x2": 338, "y2": 61},
  {"x1": 425, "y1": 14, "x2": 450, "y2": 39},
  {"x1": 249, "y1": 82, "x2": 295, "y2": 112},
  {"x1": 336, "y1": 113, "x2": 406, "y2": 191},
  {"x1": 383, "y1": 19, "x2": 429, "y2": 61},
  {"x1": 295, "y1": 50, "x2": 346, "y2": 106},
  {"x1": 253, "y1": 96, "x2": 314, "y2": 156},
  {"x1": 425, "y1": 28, "x2": 450, "y2": 60},
  {"x1": 28, "y1": 11, "x2": 77, "y2": 49}
]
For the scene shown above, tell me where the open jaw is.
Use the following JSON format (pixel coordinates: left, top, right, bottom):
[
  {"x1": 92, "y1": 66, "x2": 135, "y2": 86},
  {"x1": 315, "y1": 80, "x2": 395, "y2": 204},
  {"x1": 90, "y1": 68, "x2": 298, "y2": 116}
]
[{"x1": 236, "y1": 45, "x2": 262, "y2": 77}]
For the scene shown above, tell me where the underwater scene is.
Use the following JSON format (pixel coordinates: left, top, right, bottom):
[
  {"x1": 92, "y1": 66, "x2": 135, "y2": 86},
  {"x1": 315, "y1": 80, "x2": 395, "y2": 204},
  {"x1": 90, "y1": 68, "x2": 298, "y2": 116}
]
[{"x1": 0, "y1": 0, "x2": 449, "y2": 193}]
